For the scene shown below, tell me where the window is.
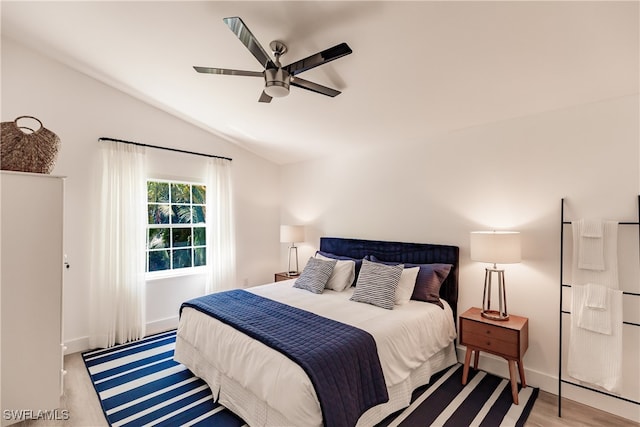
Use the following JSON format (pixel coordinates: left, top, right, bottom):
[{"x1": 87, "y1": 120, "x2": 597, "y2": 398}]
[{"x1": 146, "y1": 180, "x2": 206, "y2": 273}]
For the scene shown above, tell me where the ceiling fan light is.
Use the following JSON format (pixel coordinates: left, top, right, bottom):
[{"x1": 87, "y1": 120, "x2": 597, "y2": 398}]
[
  {"x1": 264, "y1": 83, "x2": 289, "y2": 98},
  {"x1": 264, "y1": 68, "x2": 290, "y2": 98}
]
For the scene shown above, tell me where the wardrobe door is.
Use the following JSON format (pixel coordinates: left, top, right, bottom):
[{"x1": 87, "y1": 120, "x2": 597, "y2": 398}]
[{"x1": 1, "y1": 171, "x2": 64, "y2": 426}]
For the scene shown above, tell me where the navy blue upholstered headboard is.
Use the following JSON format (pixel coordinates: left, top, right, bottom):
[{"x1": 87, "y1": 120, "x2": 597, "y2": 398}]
[{"x1": 319, "y1": 237, "x2": 459, "y2": 321}]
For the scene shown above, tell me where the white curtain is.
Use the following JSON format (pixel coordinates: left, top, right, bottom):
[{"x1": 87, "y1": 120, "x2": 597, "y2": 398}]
[
  {"x1": 90, "y1": 142, "x2": 147, "y2": 348},
  {"x1": 205, "y1": 157, "x2": 237, "y2": 294}
]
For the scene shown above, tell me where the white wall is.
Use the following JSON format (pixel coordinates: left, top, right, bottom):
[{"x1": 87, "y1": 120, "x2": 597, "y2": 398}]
[
  {"x1": 1, "y1": 38, "x2": 280, "y2": 352},
  {"x1": 3, "y1": 33, "x2": 639, "y2": 421},
  {"x1": 280, "y1": 95, "x2": 640, "y2": 421}
]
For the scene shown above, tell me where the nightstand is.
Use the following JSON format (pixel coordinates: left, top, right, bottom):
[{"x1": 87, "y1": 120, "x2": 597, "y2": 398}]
[
  {"x1": 459, "y1": 307, "x2": 528, "y2": 404},
  {"x1": 274, "y1": 272, "x2": 298, "y2": 282}
]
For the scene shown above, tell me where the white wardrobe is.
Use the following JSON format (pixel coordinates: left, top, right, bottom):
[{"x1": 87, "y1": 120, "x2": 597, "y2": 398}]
[{"x1": 1, "y1": 171, "x2": 64, "y2": 426}]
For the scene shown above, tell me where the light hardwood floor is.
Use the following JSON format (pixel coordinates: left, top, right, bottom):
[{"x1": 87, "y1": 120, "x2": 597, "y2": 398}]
[{"x1": 14, "y1": 353, "x2": 639, "y2": 426}]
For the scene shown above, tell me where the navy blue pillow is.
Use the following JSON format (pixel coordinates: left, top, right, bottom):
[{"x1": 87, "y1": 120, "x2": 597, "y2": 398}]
[
  {"x1": 368, "y1": 255, "x2": 452, "y2": 309},
  {"x1": 316, "y1": 251, "x2": 364, "y2": 286}
]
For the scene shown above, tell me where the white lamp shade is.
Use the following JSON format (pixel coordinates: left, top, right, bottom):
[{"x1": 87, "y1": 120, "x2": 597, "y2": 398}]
[
  {"x1": 470, "y1": 231, "x2": 521, "y2": 264},
  {"x1": 280, "y1": 225, "x2": 305, "y2": 243}
]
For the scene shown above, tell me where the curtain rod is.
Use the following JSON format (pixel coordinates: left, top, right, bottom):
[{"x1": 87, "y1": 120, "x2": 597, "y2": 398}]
[{"x1": 98, "y1": 137, "x2": 232, "y2": 161}]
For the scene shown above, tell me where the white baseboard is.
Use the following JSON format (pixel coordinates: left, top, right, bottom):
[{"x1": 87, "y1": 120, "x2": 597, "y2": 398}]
[
  {"x1": 455, "y1": 345, "x2": 639, "y2": 423},
  {"x1": 64, "y1": 336, "x2": 90, "y2": 355},
  {"x1": 64, "y1": 317, "x2": 179, "y2": 355},
  {"x1": 145, "y1": 316, "x2": 179, "y2": 336}
]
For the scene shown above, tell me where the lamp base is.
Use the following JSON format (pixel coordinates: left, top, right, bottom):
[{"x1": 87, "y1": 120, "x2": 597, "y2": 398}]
[
  {"x1": 287, "y1": 245, "x2": 299, "y2": 276},
  {"x1": 482, "y1": 267, "x2": 510, "y2": 321},
  {"x1": 481, "y1": 309, "x2": 510, "y2": 321}
]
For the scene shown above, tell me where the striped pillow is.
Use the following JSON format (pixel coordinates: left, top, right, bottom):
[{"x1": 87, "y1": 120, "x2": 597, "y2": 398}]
[
  {"x1": 294, "y1": 257, "x2": 337, "y2": 294},
  {"x1": 369, "y1": 255, "x2": 452, "y2": 309},
  {"x1": 350, "y1": 259, "x2": 404, "y2": 309}
]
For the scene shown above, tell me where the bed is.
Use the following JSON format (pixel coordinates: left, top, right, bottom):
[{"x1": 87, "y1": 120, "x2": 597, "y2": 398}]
[{"x1": 174, "y1": 237, "x2": 460, "y2": 427}]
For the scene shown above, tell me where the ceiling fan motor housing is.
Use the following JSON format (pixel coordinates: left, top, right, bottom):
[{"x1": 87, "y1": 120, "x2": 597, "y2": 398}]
[{"x1": 264, "y1": 68, "x2": 290, "y2": 97}]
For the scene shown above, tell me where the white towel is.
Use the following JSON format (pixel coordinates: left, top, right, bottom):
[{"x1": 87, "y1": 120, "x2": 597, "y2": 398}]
[
  {"x1": 576, "y1": 284, "x2": 611, "y2": 335},
  {"x1": 576, "y1": 219, "x2": 605, "y2": 270},
  {"x1": 585, "y1": 282, "x2": 608, "y2": 310},
  {"x1": 571, "y1": 220, "x2": 619, "y2": 289},
  {"x1": 581, "y1": 220, "x2": 603, "y2": 237},
  {"x1": 568, "y1": 285, "x2": 623, "y2": 393}
]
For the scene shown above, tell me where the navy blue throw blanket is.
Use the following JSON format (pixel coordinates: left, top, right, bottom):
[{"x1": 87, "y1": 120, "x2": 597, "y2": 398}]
[{"x1": 180, "y1": 289, "x2": 388, "y2": 427}]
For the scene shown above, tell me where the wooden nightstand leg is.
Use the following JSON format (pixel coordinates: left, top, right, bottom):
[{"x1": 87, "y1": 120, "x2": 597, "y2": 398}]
[
  {"x1": 462, "y1": 347, "x2": 473, "y2": 385},
  {"x1": 517, "y1": 359, "x2": 526, "y2": 388},
  {"x1": 508, "y1": 360, "x2": 519, "y2": 405},
  {"x1": 473, "y1": 350, "x2": 479, "y2": 369}
]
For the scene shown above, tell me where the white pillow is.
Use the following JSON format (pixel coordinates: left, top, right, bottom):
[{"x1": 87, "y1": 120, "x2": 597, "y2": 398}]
[
  {"x1": 315, "y1": 253, "x2": 355, "y2": 292},
  {"x1": 395, "y1": 267, "x2": 420, "y2": 305}
]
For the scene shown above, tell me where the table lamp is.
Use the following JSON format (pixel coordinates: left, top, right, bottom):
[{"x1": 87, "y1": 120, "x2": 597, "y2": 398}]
[
  {"x1": 280, "y1": 225, "x2": 305, "y2": 276},
  {"x1": 470, "y1": 231, "x2": 521, "y2": 320}
]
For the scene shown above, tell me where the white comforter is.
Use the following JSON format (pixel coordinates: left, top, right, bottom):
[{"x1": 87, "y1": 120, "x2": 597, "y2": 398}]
[{"x1": 176, "y1": 280, "x2": 457, "y2": 426}]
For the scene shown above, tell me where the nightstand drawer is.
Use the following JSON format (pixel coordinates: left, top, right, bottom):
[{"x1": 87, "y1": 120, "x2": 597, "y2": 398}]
[
  {"x1": 462, "y1": 318, "x2": 517, "y2": 342},
  {"x1": 459, "y1": 308, "x2": 528, "y2": 405},
  {"x1": 462, "y1": 331, "x2": 518, "y2": 358},
  {"x1": 275, "y1": 272, "x2": 297, "y2": 282}
]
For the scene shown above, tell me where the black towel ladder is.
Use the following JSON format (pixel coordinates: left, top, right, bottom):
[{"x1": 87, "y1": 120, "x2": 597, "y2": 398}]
[{"x1": 558, "y1": 195, "x2": 640, "y2": 417}]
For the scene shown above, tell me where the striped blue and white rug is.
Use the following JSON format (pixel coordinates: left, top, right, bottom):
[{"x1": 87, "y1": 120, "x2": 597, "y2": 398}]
[{"x1": 83, "y1": 330, "x2": 538, "y2": 427}]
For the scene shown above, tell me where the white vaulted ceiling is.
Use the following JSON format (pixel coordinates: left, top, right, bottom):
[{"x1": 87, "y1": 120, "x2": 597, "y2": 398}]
[{"x1": 1, "y1": 1, "x2": 638, "y2": 164}]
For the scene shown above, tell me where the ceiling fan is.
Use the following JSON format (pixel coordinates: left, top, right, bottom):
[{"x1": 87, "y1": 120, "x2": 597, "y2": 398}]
[{"x1": 194, "y1": 17, "x2": 353, "y2": 103}]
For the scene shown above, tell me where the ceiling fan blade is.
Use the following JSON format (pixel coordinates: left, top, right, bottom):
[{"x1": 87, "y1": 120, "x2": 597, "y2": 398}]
[
  {"x1": 285, "y1": 43, "x2": 352, "y2": 76},
  {"x1": 223, "y1": 17, "x2": 275, "y2": 69},
  {"x1": 291, "y1": 77, "x2": 341, "y2": 97},
  {"x1": 193, "y1": 66, "x2": 263, "y2": 77},
  {"x1": 258, "y1": 91, "x2": 273, "y2": 103}
]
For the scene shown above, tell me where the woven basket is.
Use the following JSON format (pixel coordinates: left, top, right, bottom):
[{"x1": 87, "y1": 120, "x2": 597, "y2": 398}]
[{"x1": 1, "y1": 116, "x2": 60, "y2": 174}]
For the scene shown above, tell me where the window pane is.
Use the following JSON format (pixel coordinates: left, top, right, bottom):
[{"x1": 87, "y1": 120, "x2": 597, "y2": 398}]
[
  {"x1": 193, "y1": 227, "x2": 206, "y2": 246},
  {"x1": 192, "y1": 185, "x2": 206, "y2": 204},
  {"x1": 148, "y1": 181, "x2": 169, "y2": 203},
  {"x1": 172, "y1": 228, "x2": 191, "y2": 247},
  {"x1": 171, "y1": 205, "x2": 191, "y2": 224},
  {"x1": 148, "y1": 204, "x2": 170, "y2": 224},
  {"x1": 148, "y1": 228, "x2": 170, "y2": 249},
  {"x1": 194, "y1": 247, "x2": 206, "y2": 267},
  {"x1": 173, "y1": 249, "x2": 192, "y2": 269},
  {"x1": 148, "y1": 250, "x2": 170, "y2": 271},
  {"x1": 192, "y1": 206, "x2": 205, "y2": 224},
  {"x1": 171, "y1": 183, "x2": 190, "y2": 203}
]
